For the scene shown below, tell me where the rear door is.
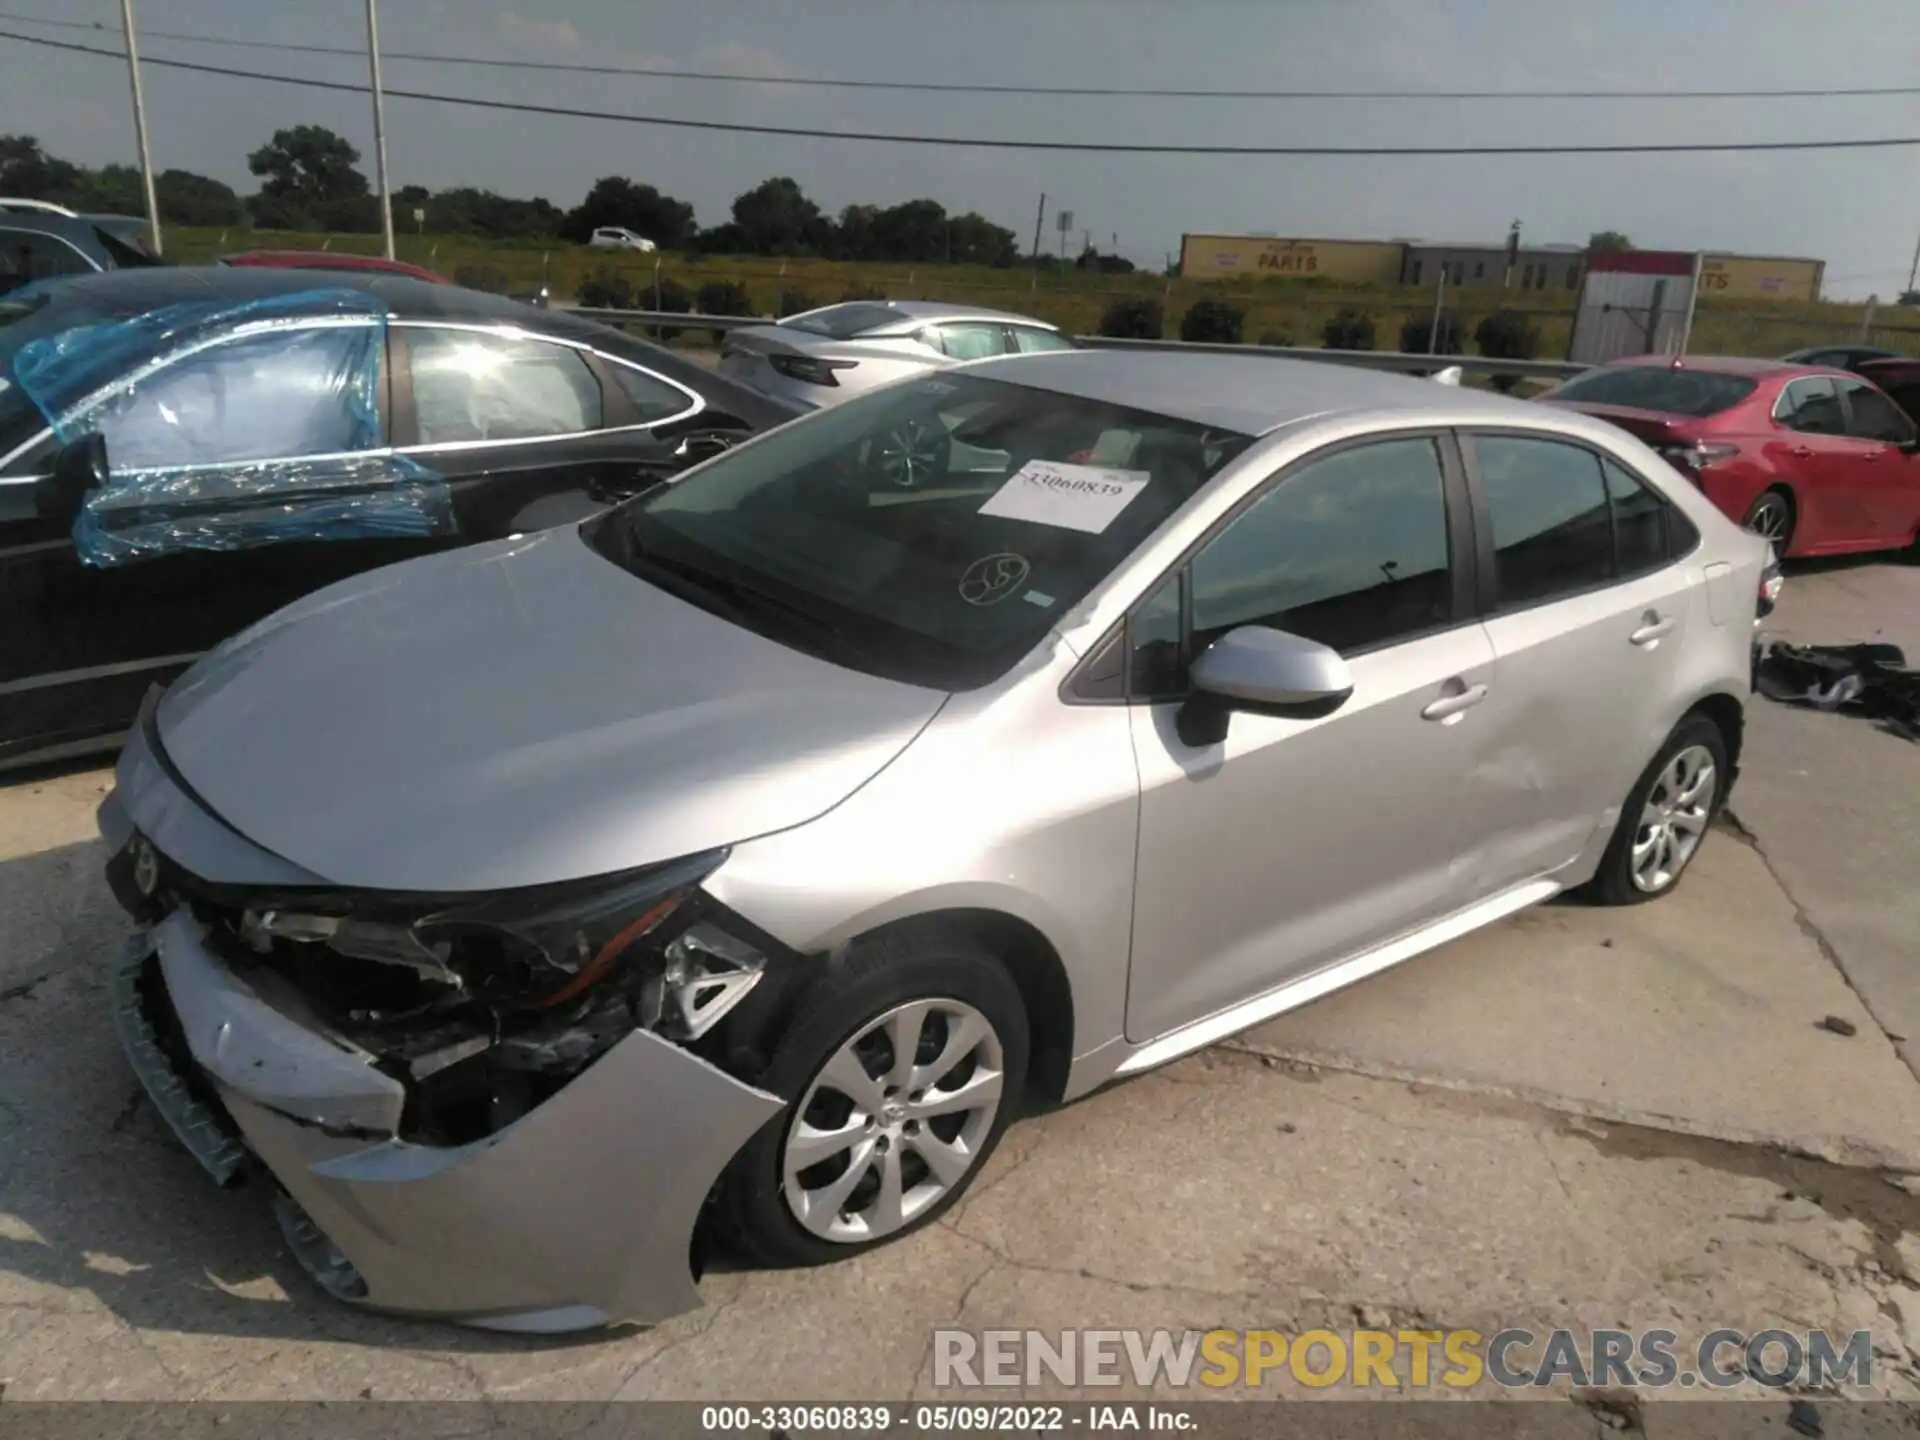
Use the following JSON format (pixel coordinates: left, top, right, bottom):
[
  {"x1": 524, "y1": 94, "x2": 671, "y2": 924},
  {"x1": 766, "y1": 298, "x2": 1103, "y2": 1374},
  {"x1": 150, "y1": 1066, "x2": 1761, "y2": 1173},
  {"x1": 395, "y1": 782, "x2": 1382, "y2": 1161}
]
[
  {"x1": 393, "y1": 322, "x2": 672, "y2": 533},
  {"x1": 1769, "y1": 376, "x2": 1872, "y2": 544},
  {"x1": 1835, "y1": 376, "x2": 1920, "y2": 544},
  {"x1": 1462, "y1": 431, "x2": 1703, "y2": 894}
]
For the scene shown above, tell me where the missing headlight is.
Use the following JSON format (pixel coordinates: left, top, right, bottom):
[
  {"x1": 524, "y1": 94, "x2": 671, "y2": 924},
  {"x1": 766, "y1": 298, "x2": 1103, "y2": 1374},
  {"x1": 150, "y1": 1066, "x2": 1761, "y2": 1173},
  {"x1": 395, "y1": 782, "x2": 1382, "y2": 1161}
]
[{"x1": 651, "y1": 923, "x2": 767, "y2": 1041}]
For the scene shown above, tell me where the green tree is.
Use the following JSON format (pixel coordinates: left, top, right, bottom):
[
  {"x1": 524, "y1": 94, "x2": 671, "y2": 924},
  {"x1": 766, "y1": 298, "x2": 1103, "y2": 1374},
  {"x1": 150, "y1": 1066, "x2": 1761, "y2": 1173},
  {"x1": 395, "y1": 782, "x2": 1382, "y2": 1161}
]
[
  {"x1": 560, "y1": 177, "x2": 694, "y2": 247},
  {"x1": 156, "y1": 169, "x2": 243, "y2": 225},
  {"x1": 730, "y1": 176, "x2": 828, "y2": 255},
  {"x1": 0, "y1": 135, "x2": 80, "y2": 199},
  {"x1": 1587, "y1": 230, "x2": 1633, "y2": 252},
  {"x1": 248, "y1": 125, "x2": 369, "y2": 206}
]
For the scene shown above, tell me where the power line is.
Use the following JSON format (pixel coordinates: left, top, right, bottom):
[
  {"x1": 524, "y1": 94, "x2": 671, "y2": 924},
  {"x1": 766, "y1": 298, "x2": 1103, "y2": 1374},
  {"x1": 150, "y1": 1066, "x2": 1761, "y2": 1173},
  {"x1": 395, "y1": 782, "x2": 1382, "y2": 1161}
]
[
  {"x1": 8, "y1": 30, "x2": 1920, "y2": 156},
  {"x1": 2, "y1": 9, "x2": 1916, "y2": 101}
]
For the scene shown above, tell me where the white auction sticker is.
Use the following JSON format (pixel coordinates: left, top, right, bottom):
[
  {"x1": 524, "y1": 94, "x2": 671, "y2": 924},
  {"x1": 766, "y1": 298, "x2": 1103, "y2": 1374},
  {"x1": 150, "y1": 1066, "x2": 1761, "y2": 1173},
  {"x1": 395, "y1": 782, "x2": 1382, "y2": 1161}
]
[{"x1": 976, "y1": 460, "x2": 1150, "y2": 535}]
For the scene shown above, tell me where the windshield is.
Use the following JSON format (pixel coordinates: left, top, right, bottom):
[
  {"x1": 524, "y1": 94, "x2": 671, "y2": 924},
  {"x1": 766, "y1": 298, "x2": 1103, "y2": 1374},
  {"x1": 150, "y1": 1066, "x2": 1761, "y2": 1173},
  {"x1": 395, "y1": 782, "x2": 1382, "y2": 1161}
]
[
  {"x1": 782, "y1": 303, "x2": 903, "y2": 340},
  {"x1": 586, "y1": 372, "x2": 1251, "y2": 689},
  {"x1": 1548, "y1": 367, "x2": 1757, "y2": 417}
]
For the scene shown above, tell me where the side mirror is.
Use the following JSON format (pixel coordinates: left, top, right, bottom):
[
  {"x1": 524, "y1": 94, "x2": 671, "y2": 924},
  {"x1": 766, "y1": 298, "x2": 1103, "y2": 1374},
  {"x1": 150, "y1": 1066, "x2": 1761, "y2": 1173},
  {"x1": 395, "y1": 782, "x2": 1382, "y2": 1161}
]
[
  {"x1": 1178, "y1": 625, "x2": 1353, "y2": 742},
  {"x1": 34, "y1": 432, "x2": 109, "y2": 522}
]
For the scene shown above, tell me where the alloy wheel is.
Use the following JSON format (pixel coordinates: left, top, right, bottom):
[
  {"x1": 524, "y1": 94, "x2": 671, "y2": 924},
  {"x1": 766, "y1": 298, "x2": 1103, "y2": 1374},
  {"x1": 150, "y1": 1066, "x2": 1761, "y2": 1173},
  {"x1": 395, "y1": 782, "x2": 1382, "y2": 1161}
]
[
  {"x1": 782, "y1": 998, "x2": 1005, "y2": 1243},
  {"x1": 874, "y1": 420, "x2": 945, "y2": 489},
  {"x1": 1746, "y1": 495, "x2": 1791, "y2": 546},
  {"x1": 1630, "y1": 744, "x2": 1717, "y2": 893}
]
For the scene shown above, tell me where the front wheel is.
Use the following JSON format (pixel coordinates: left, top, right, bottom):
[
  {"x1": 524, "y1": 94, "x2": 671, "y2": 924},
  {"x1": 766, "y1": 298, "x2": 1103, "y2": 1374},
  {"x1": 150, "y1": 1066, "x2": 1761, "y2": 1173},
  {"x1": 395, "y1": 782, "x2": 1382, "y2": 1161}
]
[
  {"x1": 1581, "y1": 715, "x2": 1729, "y2": 906},
  {"x1": 716, "y1": 927, "x2": 1029, "y2": 1267}
]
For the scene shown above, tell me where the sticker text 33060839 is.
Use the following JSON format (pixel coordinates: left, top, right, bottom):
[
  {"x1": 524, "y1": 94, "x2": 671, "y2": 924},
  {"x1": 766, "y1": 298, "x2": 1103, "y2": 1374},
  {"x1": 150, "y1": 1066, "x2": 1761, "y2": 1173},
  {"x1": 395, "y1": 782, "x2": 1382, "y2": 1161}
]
[{"x1": 977, "y1": 460, "x2": 1151, "y2": 535}]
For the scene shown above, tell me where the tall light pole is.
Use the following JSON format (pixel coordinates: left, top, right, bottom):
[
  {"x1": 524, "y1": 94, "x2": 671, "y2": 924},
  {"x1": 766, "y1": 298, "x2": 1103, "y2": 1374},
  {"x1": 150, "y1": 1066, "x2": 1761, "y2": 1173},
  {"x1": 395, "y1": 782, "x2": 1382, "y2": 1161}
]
[
  {"x1": 364, "y1": 0, "x2": 396, "y2": 260},
  {"x1": 119, "y1": 0, "x2": 162, "y2": 255}
]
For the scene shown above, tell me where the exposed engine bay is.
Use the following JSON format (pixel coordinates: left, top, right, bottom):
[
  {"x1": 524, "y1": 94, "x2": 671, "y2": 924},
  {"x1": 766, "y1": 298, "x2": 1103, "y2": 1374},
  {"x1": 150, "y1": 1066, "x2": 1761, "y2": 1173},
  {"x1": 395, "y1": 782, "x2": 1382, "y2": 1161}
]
[{"x1": 113, "y1": 839, "x2": 791, "y2": 1146}]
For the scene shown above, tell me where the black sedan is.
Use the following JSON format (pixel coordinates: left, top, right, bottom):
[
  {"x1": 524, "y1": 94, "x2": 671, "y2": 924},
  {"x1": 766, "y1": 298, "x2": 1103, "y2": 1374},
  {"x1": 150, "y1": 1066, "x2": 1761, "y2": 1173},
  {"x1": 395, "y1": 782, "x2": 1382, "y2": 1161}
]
[{"x1": 1, "y1": 266, "x2": 800, "y2": 769}]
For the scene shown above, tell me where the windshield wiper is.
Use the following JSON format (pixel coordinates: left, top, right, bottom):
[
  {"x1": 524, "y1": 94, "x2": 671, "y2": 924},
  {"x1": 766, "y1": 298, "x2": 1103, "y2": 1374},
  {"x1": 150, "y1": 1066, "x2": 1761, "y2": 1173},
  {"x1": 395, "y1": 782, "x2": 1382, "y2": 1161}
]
[{"x1": 633, "y1": 549, "x2": 887, "y2": 671}]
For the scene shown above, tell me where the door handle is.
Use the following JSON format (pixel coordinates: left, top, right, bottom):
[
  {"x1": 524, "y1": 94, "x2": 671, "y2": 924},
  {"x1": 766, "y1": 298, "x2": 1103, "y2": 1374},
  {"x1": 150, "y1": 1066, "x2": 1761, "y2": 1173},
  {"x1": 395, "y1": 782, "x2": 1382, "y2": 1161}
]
[
  {"x1": 1420, "y1": 683, "x2": 1488, "y2": 722},
  {"x1": 1791, "y1": 445, "x2": 1815, "y2": 458},
  {"x1": 1630, "y1": 616, "x2": 1675, "y2": 646},
  {"x1": 1863, "y1": 450, "x2": 1881, "y2": 464}
]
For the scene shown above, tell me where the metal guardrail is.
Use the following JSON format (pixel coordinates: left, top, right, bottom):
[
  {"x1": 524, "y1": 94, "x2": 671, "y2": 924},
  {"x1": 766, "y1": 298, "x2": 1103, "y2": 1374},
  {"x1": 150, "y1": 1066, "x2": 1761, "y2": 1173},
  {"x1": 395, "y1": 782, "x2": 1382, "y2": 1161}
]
[
  {"x1": 555, "y1": 306, "x2": 763, "y2": 332},
  {"x1": 1073, "y1": 336, "x2": 1591, "y2": 380},
  {"x1": 556, "y1": 306, "x2": 1594, "y2": 380}
]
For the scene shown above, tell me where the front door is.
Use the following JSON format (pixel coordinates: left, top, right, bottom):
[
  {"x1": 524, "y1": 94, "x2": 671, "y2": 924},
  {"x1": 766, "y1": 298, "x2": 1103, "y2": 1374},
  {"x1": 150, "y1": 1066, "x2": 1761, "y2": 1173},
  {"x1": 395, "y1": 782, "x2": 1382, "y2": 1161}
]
[
  {"x1": 1836, "y1": 376, "x2": 1920, "y2": 544},
  {"x1": 1125, "y1": 433, "x2": 1495, "y2": 1044},
  {"x1": 0, "y1": 318, "x2": 435, "y2": 761}
]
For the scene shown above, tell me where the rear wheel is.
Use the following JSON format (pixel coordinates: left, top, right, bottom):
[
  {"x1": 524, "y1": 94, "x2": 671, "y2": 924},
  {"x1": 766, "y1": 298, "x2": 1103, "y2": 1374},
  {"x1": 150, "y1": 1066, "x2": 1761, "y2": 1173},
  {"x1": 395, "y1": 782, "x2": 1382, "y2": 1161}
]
[
  {"x1": 1582, "y1": 715, "x2": 1729, "y2": 906},
  {"x1": 1743, "y1": 488, "x2": 1795, "y2": 554}
]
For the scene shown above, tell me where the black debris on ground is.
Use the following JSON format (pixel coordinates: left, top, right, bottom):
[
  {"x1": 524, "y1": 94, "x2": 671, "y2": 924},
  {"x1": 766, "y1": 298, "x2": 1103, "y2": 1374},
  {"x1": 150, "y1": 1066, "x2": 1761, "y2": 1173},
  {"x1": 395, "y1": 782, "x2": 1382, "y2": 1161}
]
[
  {"x1": 1754, "y1": 640, "x2": 1920, "y2": 740},
  {"x1": 1817, "y1": 1015, "x2": 1859, "y2": 1037}
]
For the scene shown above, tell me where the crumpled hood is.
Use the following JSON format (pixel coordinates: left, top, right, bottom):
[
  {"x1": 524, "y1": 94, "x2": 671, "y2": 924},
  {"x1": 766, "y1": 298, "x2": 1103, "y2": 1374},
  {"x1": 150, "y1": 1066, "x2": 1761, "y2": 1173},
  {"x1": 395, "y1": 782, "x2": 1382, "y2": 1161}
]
[{"x1": 156, "y1": 527, "x2": 947, "y2": 892}]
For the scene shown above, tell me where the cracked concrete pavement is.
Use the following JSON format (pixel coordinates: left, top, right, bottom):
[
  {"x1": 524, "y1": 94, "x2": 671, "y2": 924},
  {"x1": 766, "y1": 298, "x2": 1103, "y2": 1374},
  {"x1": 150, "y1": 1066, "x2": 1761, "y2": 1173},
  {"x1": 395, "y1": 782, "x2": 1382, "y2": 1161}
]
[{"x1": 2, "y1": 562, "x2": 1918, "y2": 1413}]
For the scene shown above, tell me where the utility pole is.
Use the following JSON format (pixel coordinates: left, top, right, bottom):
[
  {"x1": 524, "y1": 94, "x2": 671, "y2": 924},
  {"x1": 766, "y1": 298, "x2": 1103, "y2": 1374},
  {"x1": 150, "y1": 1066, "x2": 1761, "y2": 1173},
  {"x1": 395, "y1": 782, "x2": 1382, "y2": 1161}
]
[
  {"x1": 119, "y1": 0, "x2": 162, "y2": 256},
  {"x1": 1029, "y1": 192, "x2": 1046, "y2": 292},
  {"x1": 1907, "y1": 228, "x2": 1920, "y2": 295},
  {"x1": 1427, "y1": 266, "x2": 1448, "y2": 355},
  {"x1": 365, "y1": 0, "x2": 396, "y2": 260}
]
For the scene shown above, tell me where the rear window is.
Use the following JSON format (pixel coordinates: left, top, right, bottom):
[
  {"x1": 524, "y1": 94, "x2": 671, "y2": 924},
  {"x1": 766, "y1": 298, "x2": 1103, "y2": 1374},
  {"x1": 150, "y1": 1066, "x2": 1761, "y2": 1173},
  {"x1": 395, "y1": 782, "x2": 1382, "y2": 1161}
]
[
  {"x1": 1549, "y1": 367, "x2": 1758, "y2": 417},
  {"x1": 782, "y1": 303, "x2": 901, "y2": 340}
]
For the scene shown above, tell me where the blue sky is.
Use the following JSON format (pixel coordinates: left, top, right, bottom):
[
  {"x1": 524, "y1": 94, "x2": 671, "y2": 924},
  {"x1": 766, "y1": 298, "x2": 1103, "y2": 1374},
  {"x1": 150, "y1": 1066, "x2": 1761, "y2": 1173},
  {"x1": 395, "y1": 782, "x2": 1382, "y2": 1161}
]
[{"x1": 2, "y1": 0, "x2": 1916, "y2": 298}]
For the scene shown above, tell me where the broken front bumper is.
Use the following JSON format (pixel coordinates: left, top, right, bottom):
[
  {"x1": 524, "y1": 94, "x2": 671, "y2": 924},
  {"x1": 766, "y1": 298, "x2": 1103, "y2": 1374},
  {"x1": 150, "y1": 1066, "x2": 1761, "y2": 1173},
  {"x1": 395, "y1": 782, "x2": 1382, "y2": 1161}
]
[{"x1": 113, "y1": 908, "x2": 783, "y2": 1333}]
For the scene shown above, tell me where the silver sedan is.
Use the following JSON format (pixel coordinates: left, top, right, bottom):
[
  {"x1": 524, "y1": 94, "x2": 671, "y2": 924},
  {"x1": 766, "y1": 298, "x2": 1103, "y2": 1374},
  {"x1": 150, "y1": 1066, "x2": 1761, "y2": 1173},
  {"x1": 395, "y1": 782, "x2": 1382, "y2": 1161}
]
[
  {"x1": 718, "y1": 298, "x2": 1077, "y2": 408},
  {"x1": 100, "y1": 352, "x2": 1770, "y2": 1332}
]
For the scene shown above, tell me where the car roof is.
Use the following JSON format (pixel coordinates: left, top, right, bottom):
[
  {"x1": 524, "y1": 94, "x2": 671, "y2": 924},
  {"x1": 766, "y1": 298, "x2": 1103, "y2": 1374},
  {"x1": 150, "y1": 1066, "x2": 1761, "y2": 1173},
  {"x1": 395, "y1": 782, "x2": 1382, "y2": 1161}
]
[
  {"x1": 847, "y1": 299, "x2": 1057, "y2": 330},
  {"x1": 1605, "y1": 353, "x2": 1822, "y2": 379},
  {"x1": 23, "y1": 264, "x2": 553, "y2": 323},
  {"x1": 962, "y1": 349, "x2": 1559, "y2": 436}
]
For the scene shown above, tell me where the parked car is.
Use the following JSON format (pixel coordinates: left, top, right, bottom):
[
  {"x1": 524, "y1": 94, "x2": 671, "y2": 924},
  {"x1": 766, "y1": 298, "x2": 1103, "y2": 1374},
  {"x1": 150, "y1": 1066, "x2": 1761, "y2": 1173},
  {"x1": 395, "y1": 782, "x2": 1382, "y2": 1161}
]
[
  {"x1": 1780, "y1": 344, "x2": 1905, "y2": 373},
  {"x1": 719, "y1": 299, "x2": 1078, "y2": 409},
  {"x1": 0, "y1": 211, "x2": 161, "y2": 295},
  {"x1": 0, "y1": 265, "x2": 801, "y2": 769},
  {"x1": 587, "y1": 227, "x2": 656, "y2": 253},
  {"x1": 219, "y1": 249, "x2": 450, "y2": 284},
  {"x1": 1536, "y1": 355, "x2": 1920, "y2": 556},
  {"x1": 100, "y1": 352, "x2": 1766, "y2": 1332}
]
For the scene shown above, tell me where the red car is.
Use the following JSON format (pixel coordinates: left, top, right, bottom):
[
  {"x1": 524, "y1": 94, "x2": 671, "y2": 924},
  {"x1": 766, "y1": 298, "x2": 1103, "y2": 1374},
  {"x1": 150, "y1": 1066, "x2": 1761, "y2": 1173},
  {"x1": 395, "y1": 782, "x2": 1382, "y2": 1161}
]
[
  {"x1": 1538, "y1": 355, "x2": 1920, "y2": 558},
  {"x1": 218, "y1": 249, "x2": 450, "y2": 284}
]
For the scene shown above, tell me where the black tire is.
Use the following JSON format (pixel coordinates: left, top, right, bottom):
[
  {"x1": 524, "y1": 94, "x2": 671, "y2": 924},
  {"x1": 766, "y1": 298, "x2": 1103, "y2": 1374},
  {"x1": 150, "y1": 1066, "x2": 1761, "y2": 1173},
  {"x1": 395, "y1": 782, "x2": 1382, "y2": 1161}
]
[
  {"x1": 1743, "y1": 488, "x2": 1796, "y2": 555},
  {"x1": 715, "y1": 925, "x2": 1029, "y2": 1268},
  {"x1": 1581, "y1": 714, "x2": 1730, "y2": 907}
]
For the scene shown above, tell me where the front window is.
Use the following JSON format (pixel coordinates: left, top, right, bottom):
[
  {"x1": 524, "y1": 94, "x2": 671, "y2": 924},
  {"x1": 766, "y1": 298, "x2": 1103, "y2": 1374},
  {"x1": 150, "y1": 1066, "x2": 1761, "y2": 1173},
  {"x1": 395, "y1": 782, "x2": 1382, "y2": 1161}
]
[
  {"x1": 72, "y1": 322, "x2": 382, "y2": 470},
  {"x1": 588, "y1": 372, "x2": 1252, "y2": 689},
  {"x1": 1838, "y1": 378, "x2": 1916, "y2": 443},
  {"x1": 1549, "y1": 366, "x2": 1757, "y2": 417}
]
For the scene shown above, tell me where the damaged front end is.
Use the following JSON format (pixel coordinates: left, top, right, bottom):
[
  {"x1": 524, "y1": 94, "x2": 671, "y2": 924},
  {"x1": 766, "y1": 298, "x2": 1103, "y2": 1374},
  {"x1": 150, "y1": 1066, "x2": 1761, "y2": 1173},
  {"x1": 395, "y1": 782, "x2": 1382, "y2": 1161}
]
[
  {"x1": 144, "y1": 850, "x2": 775, "y2": 1147},
  {"x1": 104, "y1": 756, "x2": 794, "y2": 1330}
]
